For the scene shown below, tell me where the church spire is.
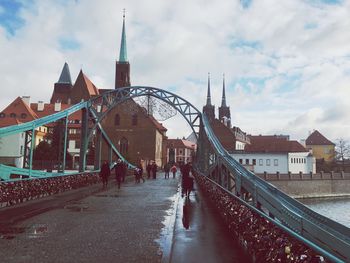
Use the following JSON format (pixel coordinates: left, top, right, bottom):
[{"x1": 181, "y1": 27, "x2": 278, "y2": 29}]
[
  {"x1": 206, "y1": 72, "x2": 212, "y2": 106},
  {"x1": 118, "y1": 9, "x2": 128, "y2": 62},
  {"x1": 57, "y1": 62, "x2": 72, "y2": 85},
  {"x1": 221, "y1": 73, "x2": 227, "y2": 107},
  {"x1": 115, "y1": 9, "x2": 131, "y2": 89}
]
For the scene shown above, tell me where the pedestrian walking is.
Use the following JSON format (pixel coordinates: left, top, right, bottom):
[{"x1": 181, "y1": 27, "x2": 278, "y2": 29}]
[
  {"x1": 151, "y1": 161, "x2": 157, "y2": 179},
  {"x1": 146, "y1": 162, "x2": 152, "y2": 179},
  {"x1": 170, "y1": 165, "x2": 177, "y2": 178},
  {"x1": 121, "y1": 161, "x2": 127, "y2": 182},
  {"x1": 164, "y1": 163, "x2": 170, "y2": 179},
  {"x1": 114, "y1": 159, "x2": 123, "y2": 189},
  {"x1": 135, "y1": 163, "x2": 145, "y2": 183},
  {"x1": 100, "y1": 160, "x2": 110, "y2": 189}
]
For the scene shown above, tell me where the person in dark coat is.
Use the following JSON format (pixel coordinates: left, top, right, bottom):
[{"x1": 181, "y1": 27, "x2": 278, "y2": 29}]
[
  {"x1": 100, "y1": 161, "x2": 110, "y2": 189},
  {"x1": 151, "y1": 162, "x2": 157, "y2": 179},
  {"x1": 114, "y1": 159, "x2": 123, "y2": 189},
  {"x1": 146, "y1": 162, "x2": 152, "y2": 179},
  {"x1": 164, "y1": 163, "x2": 170, "y2": 179},
  {"x1": 181, "y1": 162, "x2": 193, "y2": 198},
  {"x1": 121, "y1": 161, "x2": 127, "y2": 182}
]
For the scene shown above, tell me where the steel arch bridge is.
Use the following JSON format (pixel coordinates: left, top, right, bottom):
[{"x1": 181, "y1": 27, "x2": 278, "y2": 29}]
[{"x1": 0, "y1": 86, "x2": 349, "y2": 262}]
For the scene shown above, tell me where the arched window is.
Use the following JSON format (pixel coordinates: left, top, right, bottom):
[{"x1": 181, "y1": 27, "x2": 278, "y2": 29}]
[
  {"x1": 10, "y1": 113, "x2": 16, "y2": 118},
  {"x1": 114, "y1": 114, "x2": 120, "y2": 126},
  {"x1": 132, "y1": 114, "x2": 137, "y2": 126},
  {"x1": 120, "y1": 137, "x2": 128, "y2": 155}
]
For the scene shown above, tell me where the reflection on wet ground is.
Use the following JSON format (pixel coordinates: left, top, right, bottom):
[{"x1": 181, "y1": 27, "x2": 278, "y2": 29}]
[
  {"x1": 0, "y1": 223, "x2": 49, "y2": 240},
  {"x1": 170, "y1": 182, "x2": 251, "y2": 263}
]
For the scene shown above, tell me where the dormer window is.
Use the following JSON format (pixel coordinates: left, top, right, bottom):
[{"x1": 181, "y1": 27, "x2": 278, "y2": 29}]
[
  {"x1": 0, "y1": 112, "x2": 5, "y2": 118},
  {"x1": 21, "y1": 113, "x2": 27, "y2": 119},
  {"x1": 10, "y1": 113, "x2": 16, "y2": 118}
]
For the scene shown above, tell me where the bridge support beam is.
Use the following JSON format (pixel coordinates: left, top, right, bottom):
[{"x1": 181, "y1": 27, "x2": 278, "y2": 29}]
[
  {"x1": 79, "y1": 108, "x2": 89, "y2": 172},
  {"x1": 94, "y1": 128, "x2": 102, "y2": 170}
]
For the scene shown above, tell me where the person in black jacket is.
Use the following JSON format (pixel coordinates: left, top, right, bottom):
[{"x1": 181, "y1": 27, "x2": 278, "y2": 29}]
[{"x1": 100, "y1": 161, "x2": 110, "y2": 189}]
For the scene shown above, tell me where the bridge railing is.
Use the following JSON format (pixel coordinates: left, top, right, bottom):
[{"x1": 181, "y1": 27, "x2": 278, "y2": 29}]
[{"x1": 200, "y1": 114, "x2": 350, "y2": 262}]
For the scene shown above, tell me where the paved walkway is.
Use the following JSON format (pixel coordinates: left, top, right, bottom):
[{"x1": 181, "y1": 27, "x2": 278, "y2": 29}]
[
  {"x1": 0, "y1": 173, "x2": 249, "y2": 263},
  {"x1": 0, "y1": 175, "x2": 178, "y2": 263}
]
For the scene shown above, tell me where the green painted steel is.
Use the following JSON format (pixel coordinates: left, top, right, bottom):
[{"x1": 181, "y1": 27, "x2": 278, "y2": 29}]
[{"x1": 0, "y1": 86, "x2": 348, "y2": 261}]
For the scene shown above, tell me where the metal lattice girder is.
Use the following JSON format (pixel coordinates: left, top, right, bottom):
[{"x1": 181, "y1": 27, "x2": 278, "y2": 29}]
[
  {"x1": 199, "y1": 113, "x2": 350, "y2": 262},
  {"x1": 88, "y1": 86, "x2": 202, "y2": 140}
]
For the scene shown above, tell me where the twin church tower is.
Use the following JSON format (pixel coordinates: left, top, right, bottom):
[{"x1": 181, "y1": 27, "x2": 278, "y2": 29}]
[{"x1": 203, "y1": 73, "x2": 232, "y2": 128}]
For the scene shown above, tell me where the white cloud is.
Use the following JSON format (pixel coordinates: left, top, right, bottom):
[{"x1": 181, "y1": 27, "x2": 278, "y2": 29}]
[{"x1": 1, "y1": 0, "x2": 350, "y2": 142}]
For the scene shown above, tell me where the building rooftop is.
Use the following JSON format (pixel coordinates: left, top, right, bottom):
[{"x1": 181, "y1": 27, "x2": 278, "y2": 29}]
[{"x1": 305, "y1": 130, "x2": 334, "y2": 146}]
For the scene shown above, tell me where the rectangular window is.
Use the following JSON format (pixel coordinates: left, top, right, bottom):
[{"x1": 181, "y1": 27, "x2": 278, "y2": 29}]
[
  {"x1": 20, "y1": 146, "x2": 23, "y2": 155},
  {"x1": 259, "y1": 159, "x2": 263, "y2": 166},
  {"x1": 253, "y1": 159, "x2": 256, "y2": 165},
  {"x1": 274, "y1": 159, "x2": 278, "y2": 166},
  {"x1": 291, "y1": 158, "x2": 293, "y2": 163},
  {"x1": 245, "y1": 159, "x2": 249, "y2": 165},
  {"x1": 266, "y1": 159, "x2": 270, "y2": 166},
  {"x1": 239, "y1": 159, "x2": 243, "y2": 164}
]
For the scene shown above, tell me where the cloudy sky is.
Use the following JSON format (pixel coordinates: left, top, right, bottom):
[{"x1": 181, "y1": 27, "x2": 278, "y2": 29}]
[{"x1": 1, "y1": 0, "x2": 350, "y2": 142}]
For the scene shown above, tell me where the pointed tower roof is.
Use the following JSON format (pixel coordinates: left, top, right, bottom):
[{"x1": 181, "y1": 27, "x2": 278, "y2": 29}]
[
  {"x1": 305, "y1": 130, "x2": 335, "y2": 146},
  {"x1": 206, "y1": 73, "x2": 212, "y2": 106},
  {"x1": 221, "y1": 74, "x2": 227, "y2": 107},
  {"x1": 118, "y1": 10, "x2": 128, "y2": 62},
  {"x1": 57, "y1": 62, "x2": 72, "y2": 84}
]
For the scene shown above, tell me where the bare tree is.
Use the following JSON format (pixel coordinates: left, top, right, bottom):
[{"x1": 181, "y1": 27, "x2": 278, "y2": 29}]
[{"x1": 335, "y1": 138, "x2": 350, "y2": 170}]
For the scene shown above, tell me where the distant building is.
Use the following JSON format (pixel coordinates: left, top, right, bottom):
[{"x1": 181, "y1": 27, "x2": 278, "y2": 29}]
[
  {"x1": 231, "y1": 135, "x2": 315, "y2": 174},
  {"x1": 305, "y1": 130, "x2": 335, "y2": 163},
  {"x1": 165, "y1": 139, "x2": 196, "y2": 165}
]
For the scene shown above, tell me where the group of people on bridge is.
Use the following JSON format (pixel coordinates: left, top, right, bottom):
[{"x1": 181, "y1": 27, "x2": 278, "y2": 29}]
[{"x1": 99, "y1": 159, "x2": 194, "y2": 198}]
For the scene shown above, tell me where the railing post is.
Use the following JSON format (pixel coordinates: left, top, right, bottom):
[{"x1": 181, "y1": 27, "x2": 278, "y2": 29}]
[
  {"x1": 79, "y1": 108, "x2": 88, "y2": 172},
  {"x1": 299, "y1": 171, "x2": 303, "y2": 180},
  {"x1": 276, "y1": 171, "x2": 280, "y2": 180},
  {"x1": 310, "y1": 171, "x2": 313, "y2": 179},
  {"x1": 288, "y1": 171, "x2": 292, "y2": 180},
  {"x1": 330, "y1": 171, "x2": 333, "y2": 179},
  {"x1": 341, "y1": 171, "x2": 344, "y2": 179},
  {"x1": 94, "y1": 127, "x2": 102, "y2": 170},
  {"x1": 264, "y1": 171, "x2": 267, "y2": 180}
]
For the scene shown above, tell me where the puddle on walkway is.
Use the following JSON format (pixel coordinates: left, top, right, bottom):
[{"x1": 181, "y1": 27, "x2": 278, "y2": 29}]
[
  {"x1": 64, "y1": 201, "x2": 89, "y2": 212},
  {"x1": 0, "y1": 223, "x2": 49, "y2": 240},
  {"x1": 27, "y1": 224, "x2": 48, "y2": 239},
  {"x1": 156, "y1": 186, "x2": 181, "y2": 262}
]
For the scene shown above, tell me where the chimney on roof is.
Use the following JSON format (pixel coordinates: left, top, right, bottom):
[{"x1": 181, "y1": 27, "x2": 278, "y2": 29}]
[
  {"x1": 21, "y1": 96, "x2": 30, "y2": 105},
  {"x1": 54, "y1": 102, "x2": 61, "y2": 112},
  {"x1": 38, "y1": 101, "x2": 44, "y2": 111}
]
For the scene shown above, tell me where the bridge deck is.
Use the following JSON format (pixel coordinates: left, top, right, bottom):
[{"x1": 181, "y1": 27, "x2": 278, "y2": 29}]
[{"x1": 0, "y1": 173, "x2": 246, "y2": 263}]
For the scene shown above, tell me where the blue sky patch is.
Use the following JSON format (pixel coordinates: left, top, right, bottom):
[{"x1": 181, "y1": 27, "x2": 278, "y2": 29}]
[
  {"x1": 0, "y1": 0, "x2": 25, "y2": 36},
  {"x1": 306, "y1": 0, "x2": 343, "y2": 6},
  {"x1": 59, "y1": 37, "x2": 81, "y2": 50},
  {"x1": 240, "y1": 0, "x2": 252, "y2": 9},
  {"x1": 229, "y1": 37, "x2": 262, "y2": 51}
]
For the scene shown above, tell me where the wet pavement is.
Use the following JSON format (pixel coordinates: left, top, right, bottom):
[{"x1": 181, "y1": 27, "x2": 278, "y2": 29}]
[
  {"x1": 0, "y1": 173, "x2": 249, "y2": 263},
  {"x1": 169, "y1": 181, "x2": 251, "y2": 263},
  {"x1": 0, "y1": 174, "x2": 179, "y2": 263}
]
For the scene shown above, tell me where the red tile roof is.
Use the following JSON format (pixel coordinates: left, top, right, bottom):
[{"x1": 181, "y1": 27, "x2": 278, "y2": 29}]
[
  {"x1": 305, "y1": 130, "x2": 334, "y2": 146},
  {"x1": 246, "y1": 135, "x2": 308, "y2": 153},
  {"x1": 0, "y1": 97, "x2": 38, "y2": 127},
  {"x1": 167, "y1": 139, "x2": 196, "y2": 149}
]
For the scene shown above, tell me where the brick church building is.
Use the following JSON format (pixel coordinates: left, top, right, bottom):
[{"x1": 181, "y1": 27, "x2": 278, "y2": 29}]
[
  {"x1": 49, "y1": 13, "x2": 168, "y2": 167},
  {"x1": 0, "y1": 13, "x2": 167, "y2": 169}
]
